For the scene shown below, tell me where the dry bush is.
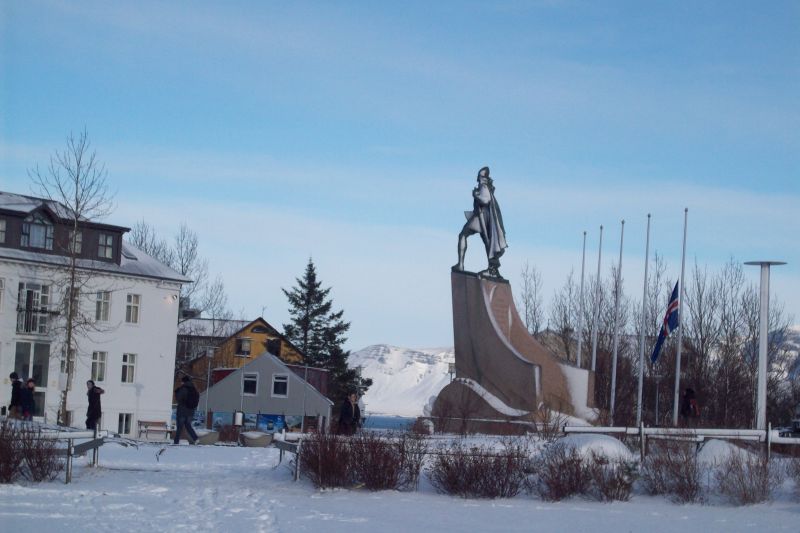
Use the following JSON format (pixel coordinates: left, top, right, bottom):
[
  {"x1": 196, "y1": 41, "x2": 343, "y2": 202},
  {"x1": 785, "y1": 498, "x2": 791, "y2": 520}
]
[
  {"x1": 394, "y1": 432, "x2": 429, "y2": 490},
  {"x1": 298, "y1": 432, "x2": 353, "y2": 489},
  {"x1": 715, "y1": 452, "x2": 784, "y2": 505},
  {"x1": 788, "y1": 457, "x2": 800, "y2": 496},
  {"x1": 0, "y1": 421, "x2": 23, "y2": 483},
  {"x1": 587, "y1": 452, "x2": 638, "y2": 502},
  {"x1": 349, "y1": 431, "x2": 429, "y2": 491},
  {"x1": 428, "y1": 440, "x2": 530, "y2": 498},
  {"x1": 532, "y1": 405, "x2": 567, "y2": 443},
  {"x1": 640, "y1": 439, "x2": 705, "y2": 503},
  {"x1": 350, "y1": 432, "x2": 402, "y2": 490},
  {"x1": 19, "y1": 427, "x2": 64, "y2": 482},
  {"x1": 533, "y1": 443, "x2": 592, "y2": 501}
]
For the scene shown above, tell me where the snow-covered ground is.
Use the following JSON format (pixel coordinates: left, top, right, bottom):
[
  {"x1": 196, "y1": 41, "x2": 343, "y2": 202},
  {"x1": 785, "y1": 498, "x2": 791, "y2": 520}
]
[
  {"x1": 350, "y1": 345, "x2": 453, "y2": 416},
  {"x1": 2, "y1": 438, "x2": 799, "y2": 532}
]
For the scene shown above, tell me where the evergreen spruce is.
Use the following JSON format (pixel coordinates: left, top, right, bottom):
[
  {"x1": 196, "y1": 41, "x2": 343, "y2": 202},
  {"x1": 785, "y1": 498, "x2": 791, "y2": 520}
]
[{"x1": 282, "y1": 259, "x2": 372, "y2": 409}]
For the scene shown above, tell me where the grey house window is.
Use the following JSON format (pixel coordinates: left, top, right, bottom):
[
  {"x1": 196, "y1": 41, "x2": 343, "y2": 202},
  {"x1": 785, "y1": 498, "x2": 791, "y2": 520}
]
[
  {"x1": 271, "y1": 374, "x2": 288, "y2": 398},
  {"x1": 243, "y1": 373, "x2": 258, "y2": 395}
]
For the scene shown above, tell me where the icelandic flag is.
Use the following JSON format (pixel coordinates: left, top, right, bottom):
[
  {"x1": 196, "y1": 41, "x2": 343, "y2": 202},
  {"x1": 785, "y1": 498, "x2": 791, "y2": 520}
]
[{"x1": 651, "y1": 281, "x2": 680, "y2": 364}]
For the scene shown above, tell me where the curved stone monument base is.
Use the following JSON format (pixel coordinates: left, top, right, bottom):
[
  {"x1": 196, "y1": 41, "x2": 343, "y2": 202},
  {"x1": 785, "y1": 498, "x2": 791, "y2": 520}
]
[{"x1": 431, "y1": 271, "x2": 596, "y2": 432}]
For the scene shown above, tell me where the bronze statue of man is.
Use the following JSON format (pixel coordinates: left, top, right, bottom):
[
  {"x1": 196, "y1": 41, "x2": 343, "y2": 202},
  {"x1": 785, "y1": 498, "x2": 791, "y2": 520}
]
[{"x1": 454, "y1": 166, "x2": 508, "y2": 277}]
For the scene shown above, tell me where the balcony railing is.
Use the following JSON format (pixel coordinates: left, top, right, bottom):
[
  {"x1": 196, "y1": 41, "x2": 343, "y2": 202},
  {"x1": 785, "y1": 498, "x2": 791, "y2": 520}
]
[{"x1": 16, "y1": 308, "x2": 50, "y2": 335}]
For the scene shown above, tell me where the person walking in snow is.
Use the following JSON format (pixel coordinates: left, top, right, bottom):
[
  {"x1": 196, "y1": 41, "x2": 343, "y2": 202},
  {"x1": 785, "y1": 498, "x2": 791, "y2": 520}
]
[
  {"x1": 8, "y1": 372, "x2": 22, "y2": 419},
  {"x1": 338, "y1": 391, "x2": 361, "y2": 435},
  {"x1": 173, "y1": 376, "x2": 199, "y2": 444},
  {"x1": 86, "y1": 380, "x2": 105, "y2": 430}
]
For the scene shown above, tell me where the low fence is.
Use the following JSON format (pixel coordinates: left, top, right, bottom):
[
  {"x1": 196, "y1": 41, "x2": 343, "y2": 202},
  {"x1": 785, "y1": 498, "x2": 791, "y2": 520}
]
[
  {"x1": 563, "y1": 423, "x2": 800, "y2": 460},
  {"x1": 34, "y1": 427, "x2": 108, "y2": 483}
]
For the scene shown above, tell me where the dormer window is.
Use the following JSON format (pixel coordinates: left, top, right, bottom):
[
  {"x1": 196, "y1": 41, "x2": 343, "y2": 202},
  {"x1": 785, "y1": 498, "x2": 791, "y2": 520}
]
[
  {"x1": 235, "y1": 337, "x2": 252, "y2": 357},
  {"x1": 0, "y1": 219, "x2": 6, "y2": 243},
  {"x1": 21, "y1": 213, "x2": 54, "y2": 250},
  {"x1": 98, "y1": 233, "x2": 114, "y2": 259}
]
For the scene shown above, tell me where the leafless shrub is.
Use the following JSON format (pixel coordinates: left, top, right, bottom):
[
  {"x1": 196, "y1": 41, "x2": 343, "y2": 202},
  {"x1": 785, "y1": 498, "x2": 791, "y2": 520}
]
[
  {"x1": 298, "y1": 432, "x2": 353, "y2": 489},
  {"x1": 533, "y1": 443, "x2": 592, "y2": 501},
  {"x1": 350, "y1": 432, "x2": 402, "y2": 490},
  {"x1": 395, "y1": 432, "x2": 429, "y2": 490},
  {"x1": 18, "y1": 427, "x2": 64, "y2": 482},
  {"x1": 787, "y1": 457, "x2": 800, "y2": 499},
  {"x1": 640, "y1": 439, "x2": 705, "y2": 503},
  {"x1": 715, "y1": 452, "x2": 784, "y2": 505},
  {"x1": 532, "y1": 405, "x2": 566, "y2": 443},
  {"x1": 0, "y1": 421, "x2": 23, "y2": 483},
  {"x1": 427, "y1": 440, "x2": 530, "y2": 498},
  {"x1": 586, "y1": 451, "x2": 638, "y2": 502}
]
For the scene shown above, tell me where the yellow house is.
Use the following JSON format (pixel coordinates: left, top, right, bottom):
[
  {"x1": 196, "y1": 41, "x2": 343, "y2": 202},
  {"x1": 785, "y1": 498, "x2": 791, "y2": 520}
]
[{"x1": 178, "y1": 317, "x2": 305, "y2": 394}]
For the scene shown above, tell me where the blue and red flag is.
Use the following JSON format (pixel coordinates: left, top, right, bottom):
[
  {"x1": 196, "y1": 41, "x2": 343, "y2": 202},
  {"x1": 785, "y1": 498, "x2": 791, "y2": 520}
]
[{"x1": 651, "y1": 281, "x2": 680, "y2": 364}]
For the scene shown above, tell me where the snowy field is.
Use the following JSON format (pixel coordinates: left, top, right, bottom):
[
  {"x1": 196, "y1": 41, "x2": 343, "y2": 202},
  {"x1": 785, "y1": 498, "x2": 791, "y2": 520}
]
[{"x1": 1, "y1": 439, "x2": 799, "y2": 532}]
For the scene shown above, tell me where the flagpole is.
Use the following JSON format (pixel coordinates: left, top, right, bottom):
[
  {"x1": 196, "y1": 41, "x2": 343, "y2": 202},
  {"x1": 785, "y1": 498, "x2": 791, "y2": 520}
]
[
  {"x1": 672, "y1": 208, "x2": 688, "y2": 426},
  {"x1": 609, "y1": 219, "x2": 624, "y2": 425},
  {"x1": 590, "y1": 225, "x2": 604, "y2": 372},
  {"x1": 576, "y1": 231, "x2": 587, "y2": 368},
  {"x1": 636, "y1": 214, "x2": 651, "y2": 427}
]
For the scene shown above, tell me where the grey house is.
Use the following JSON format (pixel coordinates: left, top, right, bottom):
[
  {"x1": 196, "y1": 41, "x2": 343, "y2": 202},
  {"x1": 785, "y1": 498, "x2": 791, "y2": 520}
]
[{"x1": 198, "y1": 351, "x2": 333, "y2": 432}]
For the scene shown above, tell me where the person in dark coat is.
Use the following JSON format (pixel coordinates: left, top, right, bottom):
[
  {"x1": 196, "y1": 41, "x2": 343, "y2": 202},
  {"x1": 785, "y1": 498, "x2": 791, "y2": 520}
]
[
  {"x1": 173, "y1": 376, "x2": 199, "y2": 444},
  {"x1": 86, "y1": 380, "x2": 105, "y2": 430},
  {"x1": 338, "y1": 391, "x2": 361, "y2": 435},
  {"x1": 19, "y1": 378, "x2": 36, "y2": 421},
  {"x1": 8, "y1": 372, "x2": 22, "y2": 419},
  {"x1": 680, "y1": 387, "x2": 700, "y2": 423}
]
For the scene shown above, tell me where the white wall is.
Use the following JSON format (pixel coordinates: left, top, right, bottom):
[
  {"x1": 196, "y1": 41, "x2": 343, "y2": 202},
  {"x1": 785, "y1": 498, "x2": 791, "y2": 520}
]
[{"x1": 0, "y1": 258, "x2": 180, "y2": 434}]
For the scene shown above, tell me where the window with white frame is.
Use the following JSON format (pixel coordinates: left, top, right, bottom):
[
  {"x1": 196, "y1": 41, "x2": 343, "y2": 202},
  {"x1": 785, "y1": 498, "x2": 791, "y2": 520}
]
[
  {"x1": 91, "y1": 351, "x2": 107, "y2": 382},
  {"x1": 96, "y1": 291, "x2": 110, "y2": 321},
  {"x1": 121, "y1": 353, "x2": 136, "y2": 383},
  {"x1": 235, "y1": 337, "x2": 251, "y2": 357},
  {"x1": 125, "y1": 294, "x2": 140, "y2": 324},
  {"x1": 15, "y1": 341, "x2": 50, "y2": 388},
  {"x1": 16, "y1": 282, "x2": 50, "y2": 334},
  {"x1": 271, "y1": 374, "x2": 288, "y2": 398},
  {"x1": 118, "y1": 413, "x2": 132, "y2": 435},
  {"x1": 243, "y1": 372, "x2": 258, "y2": 395},
  {"x1": 98, "y1": 233, "x2": 114, "y2": 259},
  {"x1": 21, "y1": 213, "x2": 53, "y2": 250},
  {"x1": 68, "y1": 229, "x2": 82, "y2": 254},
  {"x1": 0, "y1": 219, "x2": 6, "y2": 243}
]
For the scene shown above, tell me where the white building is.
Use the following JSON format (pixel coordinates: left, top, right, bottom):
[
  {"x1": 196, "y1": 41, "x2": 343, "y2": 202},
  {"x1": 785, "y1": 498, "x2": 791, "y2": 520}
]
[{"x1": 0, "y1": 191, "x2": 189, "y2": 435}]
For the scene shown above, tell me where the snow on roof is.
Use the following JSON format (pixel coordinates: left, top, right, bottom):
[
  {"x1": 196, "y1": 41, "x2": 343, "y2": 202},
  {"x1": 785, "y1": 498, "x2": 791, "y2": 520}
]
[
  {"x1": 0, "y1": 190, "x2": 88, "y2": 221},
  {"x1": 0, "y1": 241, "x2": 191, "y2": 284},
  {"x1": 178, "y1": 318, "x2": 250, "y2": 337}
]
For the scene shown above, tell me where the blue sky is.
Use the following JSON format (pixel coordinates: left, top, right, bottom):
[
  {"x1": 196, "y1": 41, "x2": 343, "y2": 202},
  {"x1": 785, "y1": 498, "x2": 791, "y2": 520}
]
[{"x1": 2, "y1": 1, "x2": 798, "y2": 349}]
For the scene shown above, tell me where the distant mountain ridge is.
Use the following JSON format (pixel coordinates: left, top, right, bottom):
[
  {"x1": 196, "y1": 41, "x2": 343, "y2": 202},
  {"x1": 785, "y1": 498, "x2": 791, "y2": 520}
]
[{"x1": 349, "y1": 344, "x2": 454, "y2": 417}]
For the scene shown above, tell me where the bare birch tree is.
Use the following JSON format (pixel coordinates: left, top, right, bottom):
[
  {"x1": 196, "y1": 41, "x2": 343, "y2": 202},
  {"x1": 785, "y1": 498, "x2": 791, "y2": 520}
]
[
  {"x1": 28, "y1": 129, "x2": 115, "y2": 425},
  {"x1": 517, "y1": 261, "x2": 544, "y2": 336}
]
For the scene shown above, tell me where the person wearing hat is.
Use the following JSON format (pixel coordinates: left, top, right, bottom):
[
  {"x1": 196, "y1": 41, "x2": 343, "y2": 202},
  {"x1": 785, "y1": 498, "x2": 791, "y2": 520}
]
[{"x1": 173, "y1": 376, "x2": 199, "y2": 444}]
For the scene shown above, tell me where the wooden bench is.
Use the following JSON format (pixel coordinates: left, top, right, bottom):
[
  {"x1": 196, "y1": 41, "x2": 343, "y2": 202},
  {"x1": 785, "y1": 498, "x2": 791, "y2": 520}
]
[{"x1": 137, "y1": 420, "x2": 171, "y2": 440}]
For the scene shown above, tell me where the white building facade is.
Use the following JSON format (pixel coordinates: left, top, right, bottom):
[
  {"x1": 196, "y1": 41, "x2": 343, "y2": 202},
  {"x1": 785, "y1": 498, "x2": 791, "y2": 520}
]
[{"x1": 0, "y1": 191, "x2": 188, "y2": 435}]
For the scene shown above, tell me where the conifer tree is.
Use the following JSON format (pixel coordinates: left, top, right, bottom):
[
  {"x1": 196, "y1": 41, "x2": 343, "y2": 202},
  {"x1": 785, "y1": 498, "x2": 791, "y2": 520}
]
[{"x1": 282, "y1": 259, "x2": 371, "y2": 407}]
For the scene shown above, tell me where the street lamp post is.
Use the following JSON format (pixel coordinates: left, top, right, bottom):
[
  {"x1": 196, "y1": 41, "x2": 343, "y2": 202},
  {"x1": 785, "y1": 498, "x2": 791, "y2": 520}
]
[{"x1": 744, "y1": 260, "x2": 786, "y2": 430}]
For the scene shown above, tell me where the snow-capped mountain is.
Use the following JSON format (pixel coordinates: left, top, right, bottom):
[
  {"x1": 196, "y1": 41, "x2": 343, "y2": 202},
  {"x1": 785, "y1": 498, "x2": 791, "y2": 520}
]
[{"x1": 350, "y1": 345, "x2": 454, "y2": 417}]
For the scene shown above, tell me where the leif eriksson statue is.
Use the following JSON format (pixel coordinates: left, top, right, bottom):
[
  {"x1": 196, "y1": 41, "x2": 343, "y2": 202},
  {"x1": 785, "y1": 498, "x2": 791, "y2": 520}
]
[{"x1": 454, "y1": 166, "x2": 508, "y2": 278}]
